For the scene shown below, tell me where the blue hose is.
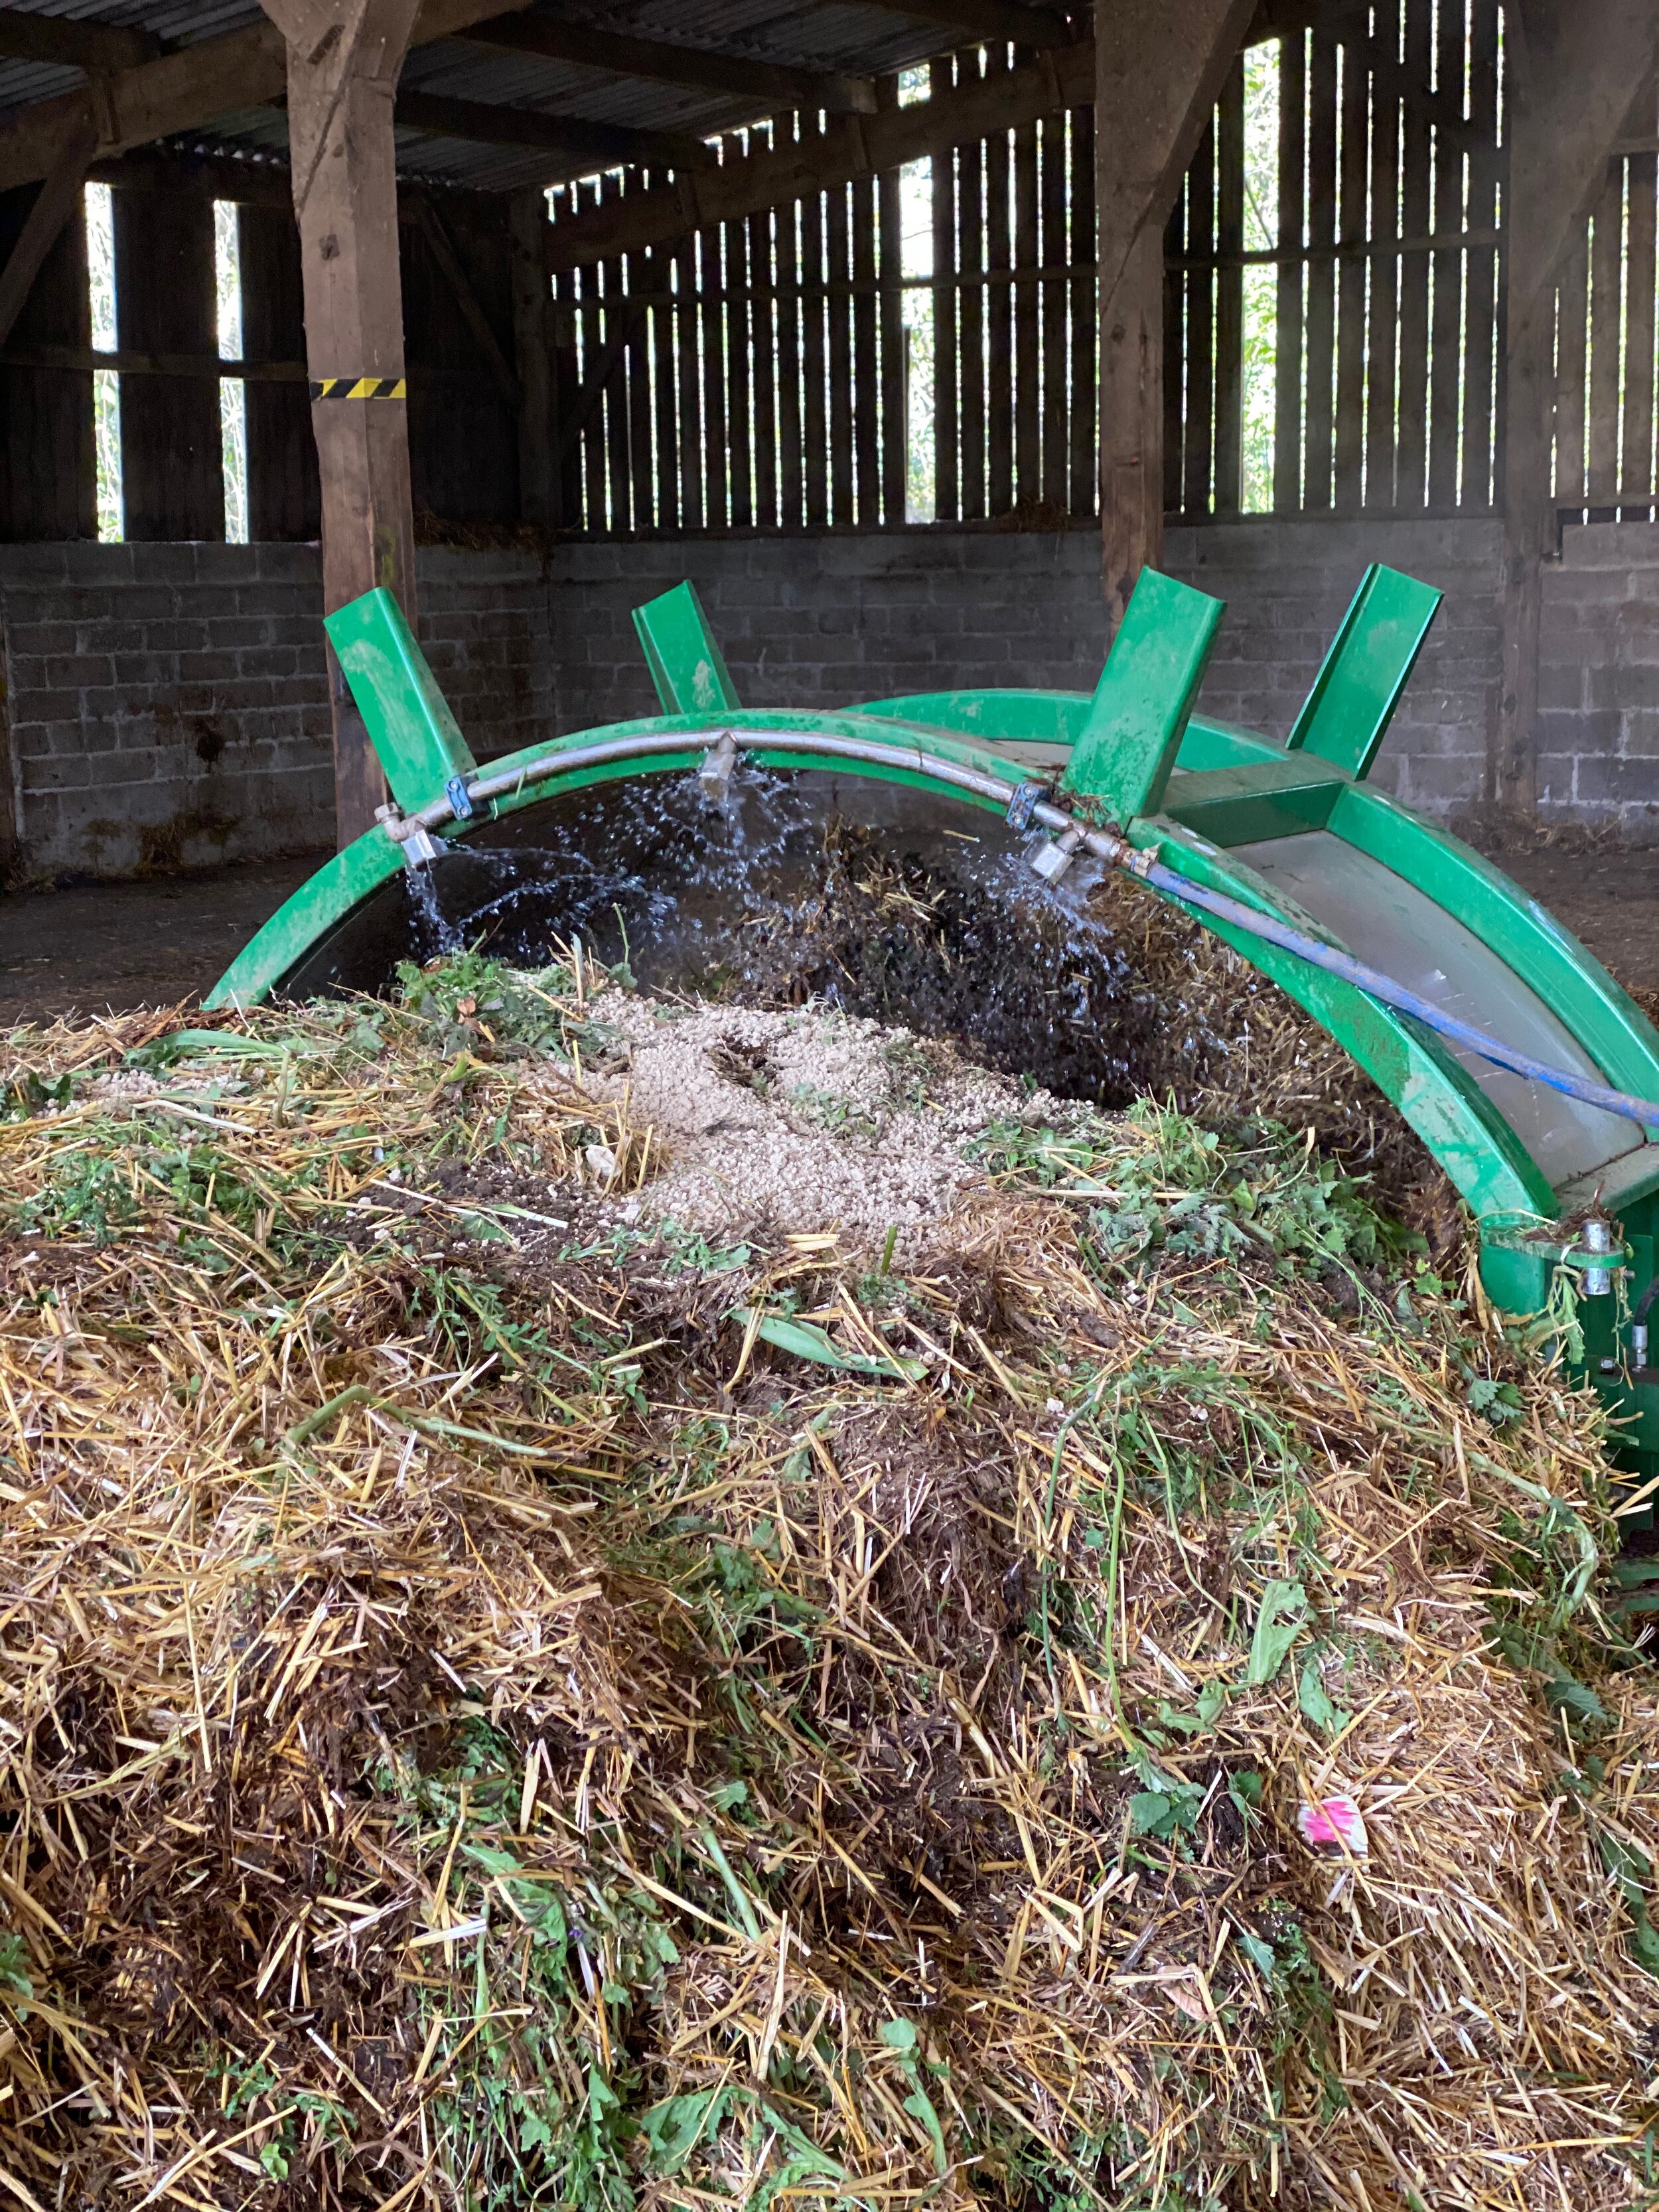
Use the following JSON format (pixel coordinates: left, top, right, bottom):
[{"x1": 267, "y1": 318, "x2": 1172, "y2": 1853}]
[{"x1": 1140, "y1": 857, "x2": 1659, "y2": 1134}]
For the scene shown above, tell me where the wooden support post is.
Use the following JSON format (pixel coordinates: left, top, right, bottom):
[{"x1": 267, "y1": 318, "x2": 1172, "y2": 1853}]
[
  {"x1": 1099, "y1": 226, "x2": 1163, "y2": 627},
  {"x1": 1095, "y1": 0, "x2": 1258, "y2": 632},
  {"x1": 1494, "y1": 243, "x2": 1553, "y2": 822},
  {"x1": 261, "y1": 0, "x2": 422, "y2": 849},
  {"x1": 1494, "y1": 2, "x2": 1659, "y2": 823},
  {"x1": 0, "y1": 104, "x2": 96, "y2": 352},
  {"x1": 509, "y1": 186, "x2": 554, "y2": 527}
]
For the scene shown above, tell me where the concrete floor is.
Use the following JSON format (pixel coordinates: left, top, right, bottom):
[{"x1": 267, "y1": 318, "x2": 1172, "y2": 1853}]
[
  {"x1": 0, "y1": 844, "x2": 1654, "y2": 1030},
  {"x1": 0, "y1": 855, "x2": 323, "y2": 1028}
]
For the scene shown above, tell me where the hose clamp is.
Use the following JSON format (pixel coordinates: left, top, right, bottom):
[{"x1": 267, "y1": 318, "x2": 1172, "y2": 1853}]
[{"x1": 445, "y1": 774, "x2": 476, "y2": 821}]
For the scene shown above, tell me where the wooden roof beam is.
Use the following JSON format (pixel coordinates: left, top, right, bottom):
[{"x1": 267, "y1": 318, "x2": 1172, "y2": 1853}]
[
  {"x1": 0, "y1": 5, "x2": 162, "y2": 74},
  {"x1": 857, "y1": 0, "x2": 1077, "y2": 48},
  {"x1": 396, "y1": 86, "x2": 716, "y2": 172},
  {"x1": 545, "y1": 36, "x2": 1095, "y2": 272},
  {"x1": 0, "y1": 104, "x2": 96, "y2": 350},
  {"x1": 0, "y1": 0, "x2": 534, "y2": 194},
  {"x1": 87, "y1": 145, "x2": 519, "y2": 224},
  {"x1": 459, "y1": 15, "x2": 878, "y2": 117}
]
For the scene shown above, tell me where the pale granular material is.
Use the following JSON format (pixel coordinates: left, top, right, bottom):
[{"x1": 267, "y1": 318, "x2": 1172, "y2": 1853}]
[{"x1": 568, "y1": 991, "x2": 1064, "y2": 1256}]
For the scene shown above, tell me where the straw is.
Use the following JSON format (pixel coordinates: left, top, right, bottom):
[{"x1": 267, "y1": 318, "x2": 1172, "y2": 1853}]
[{"x1": 0, "y1": 954, "x2": 1652, "y2": 2211}]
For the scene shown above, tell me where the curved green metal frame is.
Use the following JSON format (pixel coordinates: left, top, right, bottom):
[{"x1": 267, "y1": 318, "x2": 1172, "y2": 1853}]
[
  {"x1": 198, "y1": 567, "x2": 1659, "y2": 1489},
  {"x1": 859, "y1": 685, "x2": 1659, "y2": 1150},
  {"x1": 207, "y1": 569, "x2": 1659, "y2": 1376},
  {"x1": 210, "y1": 702, "x2": 1559, "y2": 1284},
  {"x1": 847, "y1": 679, "x2": 1659, "y2": 1327}
]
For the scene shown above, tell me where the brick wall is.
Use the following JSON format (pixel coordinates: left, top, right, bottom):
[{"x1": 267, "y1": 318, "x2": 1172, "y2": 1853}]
[
  {"x1": 2, "y1": 518, "x2": 1656, "y2": 883},
  {"x1": 0, "y1": 542, "x2": 552, "y2": 882}
]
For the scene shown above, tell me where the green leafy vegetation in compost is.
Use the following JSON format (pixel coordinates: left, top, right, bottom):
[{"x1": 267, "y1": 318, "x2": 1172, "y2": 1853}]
[{"x1": 0, "y1": 961, "x2": 1649, "y2": 2212}]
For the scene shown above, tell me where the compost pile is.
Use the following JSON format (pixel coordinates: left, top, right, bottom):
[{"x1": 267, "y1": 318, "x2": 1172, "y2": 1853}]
[
  {"x1": 543, "y1": 812, "x2": 1451, "y2": 1238},
  {"x1": 0, "y1": 956, "x2": 1655, "y2": 2212}
]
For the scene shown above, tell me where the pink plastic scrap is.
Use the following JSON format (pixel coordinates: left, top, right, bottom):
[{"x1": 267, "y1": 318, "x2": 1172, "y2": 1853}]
[{"x1": 1297, "y1": 1794, "x2": 1369, "y2": 1858}]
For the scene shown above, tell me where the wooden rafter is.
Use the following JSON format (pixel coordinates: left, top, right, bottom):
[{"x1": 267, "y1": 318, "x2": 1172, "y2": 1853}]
[
  {"x1": 0, "y1": 5, "x2": 161, "y2": 73},
  {"x1": 0, "y1": 0, "x2": 536, "y2": 194},
  {"x1": 0, "y1": 103, "x2": 97, "y2": 352},
  {"x1": 460, "y1": 15, "x2": 877, "y2": 117},
  {"x1": 545, "y1": 38, "x2": 1094, "y2": 273},
  {"x1": 396, "y1": 86, "x2": 716, "y2": 171},
  {"x1": 0, "y1": 0, "x2": 1087, "y2": 202},
  {"x1": 861, "y1": 0, "x2": 1075, "y2": 46},
  {"x1": 88, "y1": 147, "x2": 518, "y2": 224}
]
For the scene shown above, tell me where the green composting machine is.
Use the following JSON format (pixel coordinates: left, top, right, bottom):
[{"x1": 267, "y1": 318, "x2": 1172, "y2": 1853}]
[{"x1": 207, "y1": 563, "x2": 1659, "y2": 1480}]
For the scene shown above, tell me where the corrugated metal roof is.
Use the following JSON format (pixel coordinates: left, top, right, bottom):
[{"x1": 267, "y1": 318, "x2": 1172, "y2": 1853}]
[
  {"x1": 0, "y1": 1, "x2": 265, "y2": 127},
  {"x1": 0, "y1": 1, "x2": 1019, "y2": 194}
]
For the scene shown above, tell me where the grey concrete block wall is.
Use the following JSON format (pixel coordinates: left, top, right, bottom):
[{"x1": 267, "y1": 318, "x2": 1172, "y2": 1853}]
[
  {"x1": 1536, "y1": 520, "x2": 1659, "y2": 845},
  {"x1": 1166, "y1": 516, "x2": 1504, "y2": 819},
  {"x1": 545, "y1": 516, "x2": 1507, "y2": 824},
  {"x1": 0, "y1": 543, "x2": 554, "y2": 880},
  {"x1": 3, "y1": 514, "x2": 1658, "y2": 882},
  {"x1": 419, "y1": 546, "x2": 556, "y2": 769},
  {"x1": 0, "y1": 542, "x2": 332, "y2": 881},
  {"x1": 547, "y1": 530, "x2": 1112, "y2": 726}
]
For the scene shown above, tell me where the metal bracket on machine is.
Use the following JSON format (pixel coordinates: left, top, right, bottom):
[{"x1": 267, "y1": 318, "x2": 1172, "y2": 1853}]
[{"x1": 1482, "y1": 1210, "x2": 1630, "y2": 1297}]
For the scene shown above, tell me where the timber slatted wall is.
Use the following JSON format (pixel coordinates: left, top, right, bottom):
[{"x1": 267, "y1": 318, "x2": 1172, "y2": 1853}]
[
  {"x1": 0, "y1": 184, "x2": 94, "y2": 542},
  {"x1": 113, "y1": 181, "x2": 225, "y2": 542},
  {"x1": 549, "y1": 0, "x2": 1512, "y2": 539},
  {"x1": 3, "y1": 5, "x2": 1657, "y2": 546},
  {"x1": 547, "y1": 135, "x2": 914, "y2": 534},
  {"x1": 545, "y1": 52, "x2": 1099, "y2": 535},
  {"x1": 1551, "y1": 77, "x2": 1659, "y2": 519},
  {"x1": 1168, "y1": 0, "x2": 1504, "y2": 522},
  {"x1": 0, "y1": 171, "x2": 522, "y2": 547},
  {"x1": 240, "y1": 200, "x2": 319, "y2": 544},
  {"x1": 930, "y1": 47, "x2": 1098, "y2": 523},
  {"x1": 402, "y1": 196, "x2": 520, "y2": 530}
]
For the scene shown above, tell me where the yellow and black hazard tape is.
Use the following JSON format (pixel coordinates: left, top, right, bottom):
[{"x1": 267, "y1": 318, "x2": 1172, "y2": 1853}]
[{"x1": 309, "y1": 376, "x2": 407, "y2": 401}]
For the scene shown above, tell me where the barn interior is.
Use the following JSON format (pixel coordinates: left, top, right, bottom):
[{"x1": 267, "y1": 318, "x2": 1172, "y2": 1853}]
[
  {"x1": 0, "y1": 0, "x2": 1656, "y2": 1022},
  {"x1": 6, "y1": 11, "x2": 1659, "y2": 2210}
]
